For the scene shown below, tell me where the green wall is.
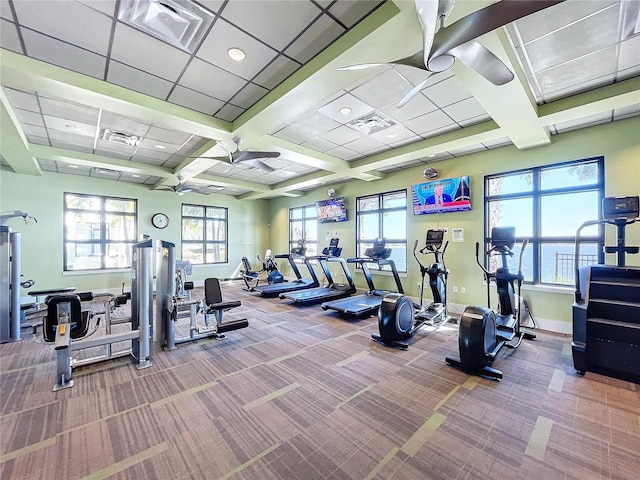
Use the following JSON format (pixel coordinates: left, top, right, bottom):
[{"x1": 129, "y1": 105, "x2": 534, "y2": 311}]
[
  {"x1": 269, "y1": 117, "x2": 640, "y2": 332},
  {"x1": 0, "y1": 170, "x2": 270, "y2": 292}
]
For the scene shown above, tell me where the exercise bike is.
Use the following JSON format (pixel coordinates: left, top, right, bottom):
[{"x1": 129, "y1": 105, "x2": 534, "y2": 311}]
[
  {"x1": 445, "y1": 226, "x2": 535, "y2": 380},
  {"x1": 241, "y1": 249, "x2": 284, "y2": 290},
  {"x1": 373, "y1": 229, "x2": 450, "y2": 349}
]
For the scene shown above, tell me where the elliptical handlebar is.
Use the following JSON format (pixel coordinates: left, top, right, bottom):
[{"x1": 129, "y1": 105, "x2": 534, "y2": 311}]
[{"x1": 475, "y1": 241, "x2": 492, "y2": 279}]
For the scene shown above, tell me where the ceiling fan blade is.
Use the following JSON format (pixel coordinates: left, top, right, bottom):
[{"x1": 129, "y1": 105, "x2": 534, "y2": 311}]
[
  {"x1": 397, "y1": 76, "x2": 431, "y2": 108},
  {"x1": 429, "y1": 0, "x2": 565, "y2": 64},
  {"x1": 242, "y1": 159, "x2": 275, "y2": 173},
  {"x1": 232, "y1": 150, "x2": 280, "y2": 163},
  {"x1": 449, "y1": 41, "x2": 514, "y2": 85},
  {"x1": 337, "y1": 50, "x2": 426, "y2": 72},
  {"x1": 414, "y1": 0, "x2": 440, "y2": 67},
  {"x1": 335, "y1": 63, "x2": 390, "y2": 71}
]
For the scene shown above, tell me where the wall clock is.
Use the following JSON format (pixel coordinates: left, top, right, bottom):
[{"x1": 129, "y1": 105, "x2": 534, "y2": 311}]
[{"x1": 151, "y1": 212, "x2": 169, "y2": 229}]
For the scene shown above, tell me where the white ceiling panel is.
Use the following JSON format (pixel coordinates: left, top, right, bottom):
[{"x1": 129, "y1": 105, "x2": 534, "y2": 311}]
[
  {"x1": 619, "y1": 35, "x2": 640, "y2": 71},
  {"x1": 144, "y1": 127, "x2": 192, "y2": 145},
  {"x1": 2, "y1": 88, "x2": 38, "y2": 112},
  {"x1": 317, "y1": 92, "x2": 374, "y2": 123},
  {"x1": 403, "y1": 109, "x2": 456, "y2": 136},
  {"x1": 380, "y1": 93, "x2": 438, "y2": 123},
  {"x1": 107, "y1": 61, "x2": 174, "y2": 99},
  {"x1": 229, "y1": 83, "x2": 269, "y2": 109},
  {"x1": 328, "y1": 1, "x2": 382, "y2": 28},
  {"x1": 447, "y1": 143, "x2": 487, "y2": 157},
  {"x1": 253, "y1": 55, "x2": 302, "y2": 89},
  {"x1": 343, "y1": 135, "x2": 387, "y2": 155},
  {"x1": 168, "y1": 86, "x2": 225, "y2": 116},
  {"x1": 422, "y1": 75, "x2": 472, "y2": 108},
  {"x1": 13, "y1": 108, "x2": 44, "y2": 127},
  {"x1": 368, "y1": 123, "x2": 418, "y2": 145},
  {"x1": 301, "y1": 136, "x2": 338, "y2": 153},
  {"x1": 44, "y1": 116, "x2": 96, "y2": 137},
  {"x1": 197, "y1": 18, "x2": 279, "y2": 81},
  {"x1": 110, "y1": 23, "x2": 190, "y2": 82},
  {"x1": 99, "y1": 114, "x2": 150, "y2": 137},
  {"x1": 215, "y1": 103, "x2": 245, "y2": 122},
  {"x1": 350, "y1": 68, "x2": 413, "y2": 108},
  {"x1": 12, "y1": 0, "x2": 113, "y2": 55},
  {"x1": 554, "y1": 111, "x2": 613, "y2": 133},
  {"x1": 321, "y1": 125, "x2": 364, "y2": 145},
  {"x1": 21, "y1": 28, "x2": 106, "y2": 79},
  {"x1": 0, "y1": 18, "x2": 21, "y2": 53},
  {"x1": 442, "y1": 97, "x2": 488, "y2": 124},
  {"x1": 76, "y1": 0, "x2": 117, "y2": 16},
  {"x1": 26, "y1": 135, "x2": 50, "y2": 146},
  {"x1": 179, "y1": 57, "x2": 246, "y2": 101},
  {"x1": 21, "y1": 124, "x2": 47, "y2": 137},
  {"x1": 39, "y1": 98, "x2": 99, "y2": 125},
  {"x1": 294, "y1": 111, "x2": 342, "y2": 137},
  {"x1": 284, "y1": 14, "x2": 345, "y2": 64}
]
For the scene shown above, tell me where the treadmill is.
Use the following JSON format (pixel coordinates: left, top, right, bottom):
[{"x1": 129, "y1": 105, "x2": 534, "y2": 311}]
[
  {"x1": 252, "y1": 241, "x2": 320, "y2": 297},
  {"x1": 279, "y1": 238, "x2": 356, "y2": 305},
  {"x1": 321, "y1": 237, "x2": 404, "y2": 318}
]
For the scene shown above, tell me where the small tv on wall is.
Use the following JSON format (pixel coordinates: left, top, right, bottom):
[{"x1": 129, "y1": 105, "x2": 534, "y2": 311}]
[
  {"x1": 411, "y1": 175, "x2": 471, "y2": 215},
  {"x1": 316, "y1": 196, "x2": 348, "y2": 223}
]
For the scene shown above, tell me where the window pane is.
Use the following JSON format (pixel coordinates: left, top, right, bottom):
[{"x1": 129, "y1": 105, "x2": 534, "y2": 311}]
[
  {"x1": 290, "y1": 208, "x2": 303, "y2": 220},
  {"x1": 540, "y1": 191, "x2": 599, "y2": 237},
  {"x1": 206, "y1": 220, "x2": 225, "y2": 240},
  {"x1": 541, "y1": 161, "x2": 599, "y2": 190},
  {"x1": 182, "y1": 205, "x2": 204, "y2": 216},
  {"x1": 182, "y1": 244, "x2": 204, "y2": 264},
  {"x1": 106, "y1": 214, "x2": 136, "y2": 241},
  {"x1": 182, "y1": 218, "x2": 204, "y2": 240},
  {"x1": 304, "y1": 206, "x2": 316, "y2": 218},
  {"x1": 383, "y1": 191, "x2": 406, "y2": 208},
  {"x1": 305, "y1": 242, "x2": 318, "y2": 257},
  {"x1": 305, "y1": 220, "x2": 318, "y2": 241},
  {"x1": 66, "y1": 194, "x2": 100, "y2": 210},
  {"x1": 541, "y1": 242, "x2": 598, "y2": 285},
  {"x1": 66, "y1": 212, "x2": 101, "y2": 240},
  {"x1": 206, "y1": 243, "x2": 225, "y2": 263},
  {"x1": 66, "y1": 243, "x2": 102, "y2": 270},
  {"x1": 487, "y1": 198, "x2": 533, "y2": 237},
  {"x1": 105, "y1": 243, "x2": 132, "y2": 268},
  {"x1": 487, "y1": 243, "x2": 533, "y2": 284},
  {"x1": 358, "y1": 213, "x2": 379, "y2": 239},
  {"x1": 383, "y1": 211, "x2": 406, "y2": 239},
  {"x1": 488, "y1": 172, "x2": 533, "y2": 195},
  {"x1": 358, "y1": 196, "x2": 378, "y2": 211},
  {"x1": 290, "y1": 220, "x2": 303, "y2": 240},
  {"x1": 386, "y1": 243, "x2": 406, "y2": 272},
  {"x1": 206, "y1": 207, "x2": 225, "y2": 218},
  {"x1": 106, "y1": 198, "x2": 135, "y2": 212}
]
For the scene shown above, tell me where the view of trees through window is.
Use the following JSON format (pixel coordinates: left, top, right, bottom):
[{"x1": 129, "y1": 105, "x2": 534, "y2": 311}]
[
  {"x1": 485, "y1": 158, "x2": 604, "y2": 286},
  {"x1": 289, "y1": 205, "x2": 317, "y2": 257},
  {"x1": 63, "y1": 193, "x2": 137, "y2": 271},
  {"x1": 181, "y1": 204, "x2": 228, "y2": 264}
]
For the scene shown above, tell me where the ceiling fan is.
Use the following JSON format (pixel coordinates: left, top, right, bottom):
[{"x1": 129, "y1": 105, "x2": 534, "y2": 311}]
[
  {"x1": 157, "y1": 176, "x2": 222, "y2": 195},
  {"x1": 188, "y1": 137, "x2": 280, "y2": 173},
  {"x1": 338, "y1": 0, "x2": 566, "y2": 107}
]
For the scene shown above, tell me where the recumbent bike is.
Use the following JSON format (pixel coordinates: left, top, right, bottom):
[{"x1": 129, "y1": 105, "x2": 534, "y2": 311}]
[
  {"x1": 373, "y1": 229, "x2": 450, "y2": 349},
  {"x1": 446, "y1": 226, "x2": 535, "y2": 380},
  {"x1": 241, "y1": 249, "x2": 284, "y2": 290}
]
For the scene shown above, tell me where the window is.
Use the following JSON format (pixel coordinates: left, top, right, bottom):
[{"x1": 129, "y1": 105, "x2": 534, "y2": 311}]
[
  {"x1": 289, "y1": 205, "x2": 317, "y2": 256},
  {"x1": 356, "y1": 189, "x2": 407, "y2": 272},
  {"x1": 181, "y1": 204, "x2": 228, "y2": 264},
  {"x1": 484, "y1": 157, "x2": 604, "y2": 286},
  {"x1": 64, "y1": 193, "x2": 137, "y2": 271}
]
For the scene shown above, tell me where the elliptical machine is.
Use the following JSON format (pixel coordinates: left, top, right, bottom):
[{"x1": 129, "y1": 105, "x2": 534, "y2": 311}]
[
  {"x1": 241, "y1": 249, "x2": 284, "y2": 290},
  {"x1": 373, "y1": 229, "x2": 450, "y2": 349},
  {"x1": 445, "y1": 226, "x2": 535, "y2": 380}
]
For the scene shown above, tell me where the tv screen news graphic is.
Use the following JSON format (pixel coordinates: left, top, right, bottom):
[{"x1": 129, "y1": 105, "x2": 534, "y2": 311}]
[
  {"x1": 411, "y1": 175, "x2": 471, "y2": 215},
  {"x1": 316, "y1": 196, "x2": 348, "y2": 223}
]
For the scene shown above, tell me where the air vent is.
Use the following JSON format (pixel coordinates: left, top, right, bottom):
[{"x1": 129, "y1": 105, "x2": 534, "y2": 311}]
[
  {"x1": 347, "y1": 111, "x2": 396, "y2": 135},
  {"x1": 93, "y1": 167, "x2": 121, "y2": 177},
  {"x1": 118, "y1": 0, "x2": 215, "y2": 53},
  {"x1": 102, "y1": 129, "x2": 141, "y2": 147}
]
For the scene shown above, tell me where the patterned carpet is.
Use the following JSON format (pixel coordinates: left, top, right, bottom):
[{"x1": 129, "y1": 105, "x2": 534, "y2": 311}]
[{"x1": 1, "y1": 282, "x2": 638, "y2": 480}]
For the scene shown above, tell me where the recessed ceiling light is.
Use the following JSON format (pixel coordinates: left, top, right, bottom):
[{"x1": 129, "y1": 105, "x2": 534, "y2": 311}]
[
  {"x1": 386, "y1": 133, "x2": 398, "y2": 139},
  {"x1": 69, "y1": 164, "x2": 79, "y2": 168},
  {"x1": 132, "y1": 174, "x2": 140, "y2": 178},
  {"x1": 339, "y1": 107, "x2": 352, "y2": 115},
  {"x1": 227, "y1": 47, "x2": 246, "y2": 61},
  {"x1": 428, "y1": 153, "x2": 436, "y2": 157},
  {"x1": 154, "y1": 144, "x2": 165, "y2": 149}
]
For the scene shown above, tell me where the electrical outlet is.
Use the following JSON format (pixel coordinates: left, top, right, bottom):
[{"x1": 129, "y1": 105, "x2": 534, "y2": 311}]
[
  {"x1": 461, "y1": 287, "x2": 466, "y2": 294},
  {"x1": 452, "y1": 286, "x2": 458, "y2": 293},
  {"x1": 417, "y1": 282, "x2": 422, "y2": 289}
]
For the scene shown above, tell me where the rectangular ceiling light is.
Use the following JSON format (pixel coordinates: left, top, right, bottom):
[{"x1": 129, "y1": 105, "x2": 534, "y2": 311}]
[{"x1": 118, "y1": 0, "x2": 215, "y2": 53}]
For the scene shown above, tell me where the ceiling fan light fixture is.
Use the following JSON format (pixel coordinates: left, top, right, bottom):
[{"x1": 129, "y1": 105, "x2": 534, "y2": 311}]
[{"x1": 227, "y1": 47, "x2": 246, "y2": 61}]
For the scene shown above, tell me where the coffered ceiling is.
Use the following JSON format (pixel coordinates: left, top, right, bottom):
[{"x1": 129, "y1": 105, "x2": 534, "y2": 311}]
[{"x1": 1, "y1": 0, "x2": 639, "y2": 200}]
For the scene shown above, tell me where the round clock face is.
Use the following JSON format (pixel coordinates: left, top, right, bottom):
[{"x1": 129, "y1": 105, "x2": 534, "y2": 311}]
[{"x1": 151, "y1": 213, "x2": 169, "y2": 229}]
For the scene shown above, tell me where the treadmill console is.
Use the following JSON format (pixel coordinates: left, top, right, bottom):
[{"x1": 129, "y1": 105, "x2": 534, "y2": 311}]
[
  {"x1": 364, "y1": 237, "x2": 392, "y2": 260},
  {"x1": 603, "y1": 196, "x2": 639, "y2": 221},
  {"x1": 322, "y1": 238, "x2": 342, "y2": 257}
]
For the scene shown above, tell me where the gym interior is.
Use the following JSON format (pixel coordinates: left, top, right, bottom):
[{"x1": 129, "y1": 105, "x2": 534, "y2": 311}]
[{"x1": 1, "y1": 1, "x2": 639, "y2": 479}]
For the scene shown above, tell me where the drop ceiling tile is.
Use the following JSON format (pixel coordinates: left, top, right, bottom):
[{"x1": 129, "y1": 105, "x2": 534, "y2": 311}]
[
  {"x1": 368, "y1": 123, "x2": 417, "y2": 145},
  {"x1": 459, "y1": 115, "x2": 491, "y2": 128},
  {"x1": 329, "y1": 0, "x2": 382, "y2": 28},
  {"x1": 119, "y1": 173, "x2": 150, "y2": 184},
  {"x1": 343, "y1": 135, "x2": 387, "y2": 154},
  {"x1": 26, "y1": 135, "x2": 49, "y2": 146},
  {"x1": 301, "y1": 136, "x2": 338, "y2": 152},
  {"x1": 380, "y1": 92, "x2": 437, "y2": 123},
  {"x1": 447, "y1": 144, "x2": 487, "y2": 157},
  {"x1": 285, "y1": 14, "x2": 345, "y2": 64},
  {"x1": 76, "y1": 0, "x2": 116, "y2": 16},
  {"x1": 44, "y1": 115, "x2": 96, "y2": 137},
  {"x1": 525, "y1": 5, "x2": 620, "y2": 73},
  {"x1": 220, "y1": 0, "x2": 322, "y2": 51},
  {"x1": 39, "y1": 97, "x2": 100, "y2": 125},
  {"x1": 1, "y1": 1, "x2": 14, "y2": 20},
  {"x1": 215, "y1": 103, "x2": 245, "y2": 122},
  {"x1": 13, "y1": 1, "x2": 113, "y2": 54},
  {"x1": 482, "y1": 137, "x2": 513, "y2": 149},
  {"x1": 134, "y1": 156, "x2": 164, "y2": 166},
  {"x1": 168, "y1": 86, "x2": 226, "y2": 116},
  {"x1": 1, "y1": 19, "x2": 21, "y2": 53},
  {"x1": 91, "y1": 169, "x2": 122, "y2": 180},
  {"x1": 94, "y1": 139, "x2": 136, "y2": 156},
  {"x1": 317, "y1": 92, "x2": 374, "y2": 123},
  {"x1": 295, "y1": 111, "x2": 343, "y2": 137},
  {"x1": 420, "y1": 123, "x2": 460, "y2": 140},
  {"x1": 442, "y1": 97, "x2": 488, "y2": 124},
  {"x1": 99, "y1": 113, "x2": 150, "y2": 137},
  {"x1": 253, "y1": 55, "x2": 302, "y2": 89},
  {"x1": 3, "y1": 88, "x2": 38, "y2": 112},
  {"x1": 52, "y1": 138, "x2": 95, "y2": 153},
  {"x1": 107, "y1": 61, "x2": 174, "y2": 100},
  {"x1": 137, "y1": 138, "x2": 181, "y2": 153},
  {"x1": 321, "y1": 124, "x2": 364, "y2": 145},
  {"x1": 179, "y1": 57, "x2": 247, "y2": 101},
  {"x1": 21, "y1": 124, "x2": 47, "y2": 137},
  {"x1": 230, "y1": 83, "x2": 269, "y2": 109},
  {"x1": 613, "y1": 104, "x2": 640, "y2": 120},
  {"x1": 197, "y1": 18, "x2": 278, "y2": 81},
  {"x1": 145, "y1": 127, "x2": 192, "y2": 145},
  {"x1": 619, "y1": 35, "x2": 640, "y2": 71},
  {"x1": 194, "y1": 1, "x2": 225, "y2": 15},
  {"x1": 57, "y1": 165, "x2": 91, "y2": 176},
  {"x1": 13, "y1": 108, "x2": 45, "y2": 127},
  {"x1": 37, "y1": 159, "x2": 56, "y2": 170},
  {"x1": 350, "y1": 68, "x2": 413, "y2": 108},
  {"x1": 110, "y1": 23, "x2": 191, "y2": 82},
  {"x1": 132, "y1": 146, "x2": 174, "y2": 161},
  {"x1": 403, "y1": 109, "x2": 455, "y2": 136},
  {"x1": 422, "y1": 75, "x2": 471, "y2": 108},
  {"x1": 21, "y1": 29, "x2": 106, "y2": 79},
  {"x1": 554, "y1": 111, "x2": 612, "y2": 133}
]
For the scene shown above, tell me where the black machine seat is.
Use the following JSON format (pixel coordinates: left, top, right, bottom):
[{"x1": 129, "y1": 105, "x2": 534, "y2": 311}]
[
  {"x1": 203, "y1": 278, "x2": 241, "y2": 313},
  {"x1": 43, "y1": 294, "x2": 91, "y2": 343}
]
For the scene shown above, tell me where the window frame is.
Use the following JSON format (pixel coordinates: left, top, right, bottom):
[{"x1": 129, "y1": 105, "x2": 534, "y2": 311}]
[
  {"x1": 288, "y1": 204, "x2": 317, "y2": 256},
  {"x1": 181, "y1": 203, "x2": 228, "y2": 265},
  {"x1": 356, "y1": 189, "x2": 408, "y2": 273},
  {"x1": 63, "y1": 192, "x2": 138, "y2": 272},
  {"x1": 483, "y1": 156, "x2": 605, "y2": 286}
]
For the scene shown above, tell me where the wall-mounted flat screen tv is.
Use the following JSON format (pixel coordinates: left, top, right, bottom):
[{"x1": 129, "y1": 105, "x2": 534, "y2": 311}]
[
  {"x1": 316, "y1": 196, "x2": 348, "y2": 223},
  {"x1": 411, "y1": 175, "x2": 471, "y2": 215}
]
